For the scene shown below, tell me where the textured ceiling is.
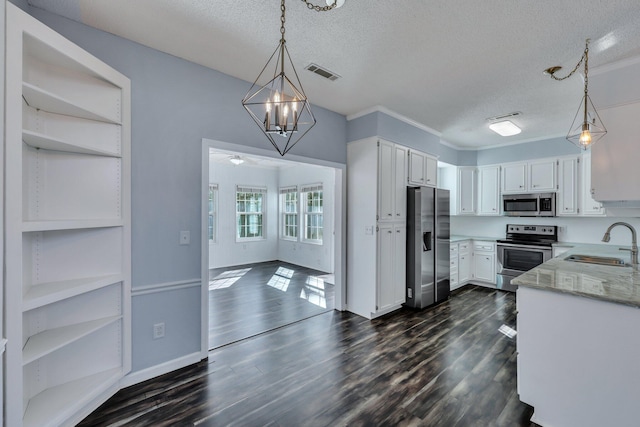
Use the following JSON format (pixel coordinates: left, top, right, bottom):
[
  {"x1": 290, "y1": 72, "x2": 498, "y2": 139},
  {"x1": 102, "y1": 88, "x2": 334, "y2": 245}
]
[{"x1": 28, "y1": 0, "x2": 640, "y2": 149}]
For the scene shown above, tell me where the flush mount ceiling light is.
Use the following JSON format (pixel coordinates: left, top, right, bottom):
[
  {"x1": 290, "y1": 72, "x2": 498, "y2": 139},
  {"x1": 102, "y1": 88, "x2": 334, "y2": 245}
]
[
  {"x1": 242, "y1": 0, "x2": 342, "y2": 156},
  {"x1": 229, "y1": 155, "x2": 244, "y2": 165},
  {"x1": 488, "y1": 120, "x2": 522, "y2": 137},
  {"x1": 545, "y1": 39, "x2": 607, "y2": 150}
]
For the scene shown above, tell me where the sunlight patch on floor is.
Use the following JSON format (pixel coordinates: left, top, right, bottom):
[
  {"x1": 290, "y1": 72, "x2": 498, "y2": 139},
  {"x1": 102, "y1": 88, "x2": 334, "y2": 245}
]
[{"x1": 209, "y1": 268, "x2": 251, "y2": 290}]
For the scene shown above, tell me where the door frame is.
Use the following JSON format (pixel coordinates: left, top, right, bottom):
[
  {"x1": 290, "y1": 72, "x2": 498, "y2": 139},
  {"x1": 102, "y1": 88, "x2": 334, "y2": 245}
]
[{"x1": 200, "y1": 138, "x2": 346, "y2": 357}]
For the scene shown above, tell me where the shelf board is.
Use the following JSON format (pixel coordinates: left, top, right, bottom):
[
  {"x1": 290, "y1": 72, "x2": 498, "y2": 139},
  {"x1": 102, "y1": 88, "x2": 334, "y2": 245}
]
[
  {"x1": 23, "y1": 274, "x2": 123, "y2": 312},
  {"x1": 23, "y1": 367, "x2": 122, "y2": 427},
  {"x1": 23, "y1": 315, "x2": 121, "y2": 365},
  {"x1": 22, "y1": 218, "x2": 123, "y2": 232},
  {"x1": 22, "y1": 129, "x2": 121, "y2": 157},
  {"x1": 22, "y1": 82, "x2": 121, "y2": 125}
]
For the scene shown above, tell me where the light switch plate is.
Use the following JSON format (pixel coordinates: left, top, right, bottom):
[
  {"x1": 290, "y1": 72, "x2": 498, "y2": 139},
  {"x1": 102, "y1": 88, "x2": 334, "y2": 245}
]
[{"x1": 179, "y1": 230, "x2": 190, "y2": 245}]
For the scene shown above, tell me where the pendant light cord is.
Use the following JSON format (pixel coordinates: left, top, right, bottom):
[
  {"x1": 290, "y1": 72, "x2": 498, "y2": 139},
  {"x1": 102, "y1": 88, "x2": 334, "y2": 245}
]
[
  {"x1": 548, "y1": 39, "x2": 590, "y2": 83},
  {"x1": 301, "y1": 0, "x2": 338, "y2": 12}
]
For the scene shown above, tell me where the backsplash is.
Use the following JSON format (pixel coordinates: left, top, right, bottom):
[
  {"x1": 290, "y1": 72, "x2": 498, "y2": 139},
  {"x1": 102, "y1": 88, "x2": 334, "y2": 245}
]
[{"x1": 451, "y1": 215, "x2": 640, "y2": 247}]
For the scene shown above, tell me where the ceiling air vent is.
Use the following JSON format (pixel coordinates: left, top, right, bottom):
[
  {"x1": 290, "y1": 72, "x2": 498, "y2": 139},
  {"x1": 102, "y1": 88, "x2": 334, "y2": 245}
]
[{"x1": 305, "y1": 63, "x2": 341, "y2": 81}]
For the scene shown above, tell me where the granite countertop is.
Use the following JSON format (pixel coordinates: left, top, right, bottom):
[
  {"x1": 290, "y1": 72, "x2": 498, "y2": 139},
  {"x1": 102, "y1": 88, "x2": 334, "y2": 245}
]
[
  {"x1": 450, "y1": 235, "x2": 498, "y2": 243},
  {"x1": 512, "y1": 243, "x2": 640, "y2": 307}
]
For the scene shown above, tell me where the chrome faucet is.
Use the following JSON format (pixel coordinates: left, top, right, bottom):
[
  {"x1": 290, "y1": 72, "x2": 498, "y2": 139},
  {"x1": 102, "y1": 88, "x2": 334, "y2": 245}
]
[{"x1": 602, "y1": 222, "x2": 639, "y2": 265}]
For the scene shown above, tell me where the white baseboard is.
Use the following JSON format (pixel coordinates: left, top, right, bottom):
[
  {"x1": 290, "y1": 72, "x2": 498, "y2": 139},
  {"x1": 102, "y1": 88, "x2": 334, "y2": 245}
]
[{"x1": 120, "y1": 351, "x2": 204, "y2": 388}]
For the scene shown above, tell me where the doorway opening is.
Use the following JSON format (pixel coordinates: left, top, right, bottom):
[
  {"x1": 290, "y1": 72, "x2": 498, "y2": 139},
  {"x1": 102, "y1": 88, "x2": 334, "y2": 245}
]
[{"x1": 201, "y1": 140, "x2": 345, "y2": 351}]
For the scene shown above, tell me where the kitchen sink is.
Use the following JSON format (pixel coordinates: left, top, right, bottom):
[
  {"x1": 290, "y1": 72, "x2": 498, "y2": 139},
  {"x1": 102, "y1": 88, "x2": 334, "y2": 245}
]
[{"x1": 564, "y1": 254, "x2": 629, "y2": 267}]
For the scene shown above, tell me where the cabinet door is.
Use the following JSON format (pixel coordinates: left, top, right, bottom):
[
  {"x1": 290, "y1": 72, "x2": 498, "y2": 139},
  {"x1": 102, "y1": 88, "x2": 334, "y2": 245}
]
[
  {"x1": 450, "y1": 244, "x2": 459, "y2": 290},
  {"x1": 425, "y1": 155, "x2": 438, "y2": 187},
  {"x1": 581, "y1": 153, "x2": 605, "y2": 215},
  {"x1": 458, "y1": 167, "x2": 476, "y2": 214},
  {"x1": 478, "y1": 166, "x2": 500, "y2": 215},
  {"x1": 408, "y1": 150, "x2": 426, "y2": 185},
  {"x1": 529, "y1": 159, "x2": 556, "y2": 192},
  {"x1": 459, "y1": 250, "x2": 471, "y2": 283},
  {"x1": 557, "y1": 157, "x2": 579, "y2": 216},
  {"x1": 474, "y1": 253, "x2": 495, "y2": 283},
  {"x1": 393, "y1": 224, "x2": 407, "y2": 305},
  {"x1": 378, "y1": 141, "x2": 395, "y2": 220},
  {"x1": 377, "y1": 224, "x2": 395, "y2": 311},
  {"x1": 502, "y1": 163, "x2": 527, "y2": 193},
  {"x1": 592, "y1": 102, "x2": 640, "y2": 202},
  {"x1": 394, "y1": 145, "x2": 407, "y2": 220}
]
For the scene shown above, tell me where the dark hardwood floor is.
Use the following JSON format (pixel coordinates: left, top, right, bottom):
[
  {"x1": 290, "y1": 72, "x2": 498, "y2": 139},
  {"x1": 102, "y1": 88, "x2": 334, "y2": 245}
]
[
  {"x1": 79, "y1": 285, "x2": 537, "y2": 426},
  {"x1": 208, "y1": 260, "x2": 335, "y2": 349}
]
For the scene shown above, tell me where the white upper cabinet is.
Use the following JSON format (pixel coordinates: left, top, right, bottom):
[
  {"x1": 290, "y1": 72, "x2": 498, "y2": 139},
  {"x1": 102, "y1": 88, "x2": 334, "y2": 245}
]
[
  {"x1": 457, "y1": 167, "x2": 476, "y2": 215},
  {"x1": 502, "y1": 162, "x2": 527, "y2": 193},
  {"x1": 477, "y1": 165, "x2": 500, "y2": 215},
  {"x1": 408, "y1": 149, "x2": 437, "y2": 187},
  {"x1": 378, "y1": 140, "x2": 407, "y2": 221},
  {"x1": 581, "y1": 153, "x2": 605, "y2": 215},
  {"x1": 529, "y1": 159, "x2": 556, "y2": 192},
  {"x1": 591, "y1": 102, "x2": 640, "y2": 202},
  {"x1": 557, "y1": 157, "x2": 579, "y2": 216},
  {"x1": 502, "y1": 159, "x2": 556, "y2": 193}
]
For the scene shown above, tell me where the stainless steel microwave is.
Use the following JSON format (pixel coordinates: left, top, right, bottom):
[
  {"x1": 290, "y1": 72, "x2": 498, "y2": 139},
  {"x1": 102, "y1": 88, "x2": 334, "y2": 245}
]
[{"x1": 502, "y1": 193, "x2": 556, "y2": 217}]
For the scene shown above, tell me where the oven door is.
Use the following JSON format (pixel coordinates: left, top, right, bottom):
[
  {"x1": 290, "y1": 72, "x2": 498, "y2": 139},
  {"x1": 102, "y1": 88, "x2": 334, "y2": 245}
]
[{"x1": 497, "y1": 243, "x2": 552, "y2": 291}]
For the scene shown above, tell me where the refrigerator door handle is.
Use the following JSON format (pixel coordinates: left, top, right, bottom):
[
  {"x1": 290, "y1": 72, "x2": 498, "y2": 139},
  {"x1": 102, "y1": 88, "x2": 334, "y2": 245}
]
[{"x1": 423, "y1": 231, "x2": 432, "y2": 251}]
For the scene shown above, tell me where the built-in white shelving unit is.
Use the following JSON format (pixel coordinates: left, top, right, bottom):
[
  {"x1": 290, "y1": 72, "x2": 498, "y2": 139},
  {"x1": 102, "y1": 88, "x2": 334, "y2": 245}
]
[{"x1": 4, "y1": 4, "x2": 131, "y2": 426}]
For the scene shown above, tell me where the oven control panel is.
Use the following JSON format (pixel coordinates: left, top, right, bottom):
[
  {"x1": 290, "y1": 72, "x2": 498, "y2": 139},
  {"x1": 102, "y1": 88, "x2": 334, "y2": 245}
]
[{"x1": 506, "y1": 224, "x2": 557, "y2": 235}]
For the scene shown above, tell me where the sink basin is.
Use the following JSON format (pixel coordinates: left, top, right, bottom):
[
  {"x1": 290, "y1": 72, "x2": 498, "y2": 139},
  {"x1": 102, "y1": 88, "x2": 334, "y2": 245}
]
[{"x1": 564, "y1": 254, "x2": 628, "y2": 266}]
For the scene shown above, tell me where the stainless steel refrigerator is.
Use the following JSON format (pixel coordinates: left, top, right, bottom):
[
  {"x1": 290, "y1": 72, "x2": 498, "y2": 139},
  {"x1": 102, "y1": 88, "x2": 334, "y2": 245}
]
[{"x1": 405, "y1": 187, "x2": 450, "y2": 308}]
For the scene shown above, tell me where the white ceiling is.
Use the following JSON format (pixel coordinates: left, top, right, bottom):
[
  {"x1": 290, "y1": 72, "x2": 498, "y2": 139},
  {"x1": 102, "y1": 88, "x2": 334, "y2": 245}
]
[{"x1": 27, "y1": 0, "x2": 640, "y2": 149}]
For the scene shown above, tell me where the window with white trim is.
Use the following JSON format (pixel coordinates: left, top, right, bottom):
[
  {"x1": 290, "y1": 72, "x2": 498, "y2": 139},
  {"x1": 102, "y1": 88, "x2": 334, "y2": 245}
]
[
  {"x1": 279, "y1": 186, "x2": 298, "y2": 240},
  {"x1": 301, "y1": 184, "x2": 323, "y2": 244},
  {"x1": 236, "y1": 186, "x2": 266, "y2": 240},
  {"x1": 208, "y1": 184, "x2": 218, "y2": 242}
]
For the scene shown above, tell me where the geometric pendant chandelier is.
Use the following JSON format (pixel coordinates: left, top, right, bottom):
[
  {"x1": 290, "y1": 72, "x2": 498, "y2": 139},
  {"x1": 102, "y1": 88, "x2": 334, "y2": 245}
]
[
  {"x1": 545, "y1": 39, "x2": 607, "y2": 150},
  {"x1": 242, "y1": 0, "x2": 341, "y2": 156}
]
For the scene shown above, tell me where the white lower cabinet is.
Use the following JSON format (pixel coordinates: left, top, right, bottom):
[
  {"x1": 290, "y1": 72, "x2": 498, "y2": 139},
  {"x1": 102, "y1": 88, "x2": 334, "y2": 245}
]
[
  {"x1": 377, "y1": 223, "x2": 406, "y2": 311},
  {"x1": 472, "y1": 241, "x2": 496, "y2": 285},
  {"x1": 458, "y1": 241, "x2": 471, "y2": 283},
  {"x1": 450, "y1": 244, "x2": 459, "y2": 290},
  {"x1": 518, "y1": 287, "x2": 640, "y2": 427},
  {"x1": 450, "y1": 240, "x2": 472, "y2": 290}
]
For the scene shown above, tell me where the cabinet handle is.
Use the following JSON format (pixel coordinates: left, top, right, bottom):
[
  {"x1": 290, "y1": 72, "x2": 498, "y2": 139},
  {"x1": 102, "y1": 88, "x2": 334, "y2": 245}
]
[
  {"x1": 486, "y1": 257, "x2": 490, "y2": 260},
  {"x1": 593, "y1": 206, "x2": 599, "y2": 210},
  {"x1": 397, "y1": 213, "x2": 400, "y2": 216},
  {"x1": 388, "y1": 213, "x2": 392, "y2": 216},
  {"x1": 519, "y1": 185, "x2": 524, "y2": 188},
  {"x1": 427, "y1": 178, "x2": 431, "y2": 182},
  {"x1": 533, "y1": 185, "x2": 538, "y2": 188},
  {"x1": 396, "y1": 229, "x2": 401, "y2": 233},
  {"x1": 388, "y1": 230, "x2": 392, "y2": 234},
  {"x1": 565, "y1": 207, "x2": 569, "y2": 210},
  {"x1": 492, "y1": 208, "x2": 496, "y2": 211}
]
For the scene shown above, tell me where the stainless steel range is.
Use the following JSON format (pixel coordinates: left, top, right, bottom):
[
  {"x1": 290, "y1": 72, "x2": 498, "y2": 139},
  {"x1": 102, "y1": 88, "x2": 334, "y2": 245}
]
[{"x1": 496, "y1": 224, "x2": 557, "y2": 292}]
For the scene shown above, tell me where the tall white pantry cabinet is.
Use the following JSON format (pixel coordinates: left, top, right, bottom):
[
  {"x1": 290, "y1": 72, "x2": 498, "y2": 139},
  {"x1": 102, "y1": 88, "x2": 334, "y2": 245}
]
[
  {"x1": 347, "y1": 138, "x2": 408, "y2": 319},
  {"x1": 4, "y1": 4, "x2": 132, "y2": 427}
]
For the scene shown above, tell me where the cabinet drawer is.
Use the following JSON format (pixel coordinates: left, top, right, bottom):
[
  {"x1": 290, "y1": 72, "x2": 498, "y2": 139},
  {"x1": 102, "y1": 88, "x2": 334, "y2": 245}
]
[
  {"x1": 450, "y1": 246, "x2": 459, "y2": 255},
  {"x1": 473, "y1": 241, "x2": 495, "y2": 252}
]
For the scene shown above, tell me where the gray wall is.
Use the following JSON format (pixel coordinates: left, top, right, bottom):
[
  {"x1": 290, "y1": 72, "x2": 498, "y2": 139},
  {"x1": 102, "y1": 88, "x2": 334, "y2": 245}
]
[
  {"x1": 476, "y1": 136, "x2": 581, "y2": 165},
  {"x1": 348, "y1": 110, "x2": 581, "y2": 167},
  {"x1": 27, "y1": 6, "x2": 347, "y2": 373},
  {"x1": 8, "y1": 0, "x2": 28, "y2": 11}
]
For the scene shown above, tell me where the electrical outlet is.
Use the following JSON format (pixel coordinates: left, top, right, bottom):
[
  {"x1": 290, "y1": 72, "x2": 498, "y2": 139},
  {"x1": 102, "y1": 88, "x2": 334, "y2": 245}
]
[
  {"x1": 153, "y1": 322, "x2": 165, "y2": 339},
  {"x1": 179, "y1": 231, "x2": 190, "y2": 245}
]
